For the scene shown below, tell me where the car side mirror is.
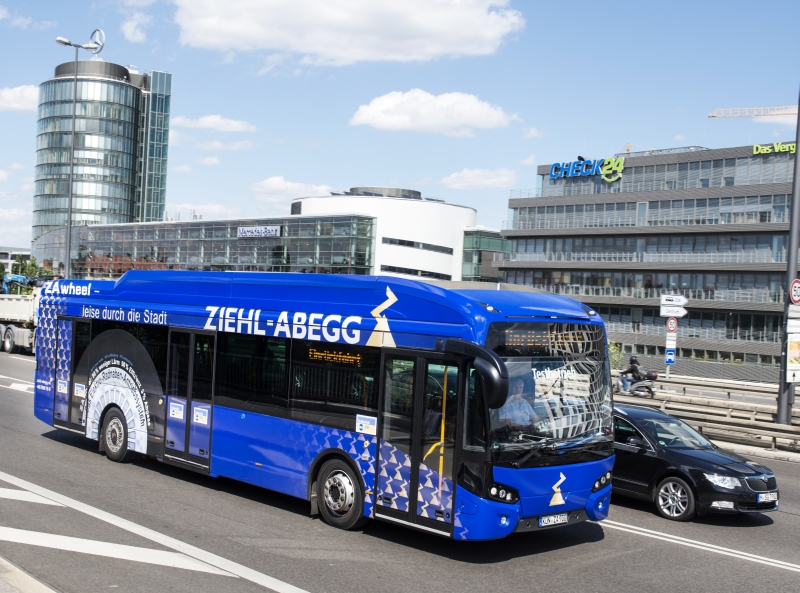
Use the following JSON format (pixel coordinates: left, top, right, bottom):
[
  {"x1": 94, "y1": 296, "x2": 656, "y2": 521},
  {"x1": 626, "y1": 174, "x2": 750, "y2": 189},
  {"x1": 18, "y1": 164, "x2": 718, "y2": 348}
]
[{"x1": 626, "y1": 436, "x2": 646, "y2": 447}]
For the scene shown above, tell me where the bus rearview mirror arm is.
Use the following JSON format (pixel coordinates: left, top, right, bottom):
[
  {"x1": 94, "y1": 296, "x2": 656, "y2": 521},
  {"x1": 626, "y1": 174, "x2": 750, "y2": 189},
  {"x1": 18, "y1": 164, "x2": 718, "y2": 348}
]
[{"x1": 444, "y1": 339, "x2": 509, "y2": 409}]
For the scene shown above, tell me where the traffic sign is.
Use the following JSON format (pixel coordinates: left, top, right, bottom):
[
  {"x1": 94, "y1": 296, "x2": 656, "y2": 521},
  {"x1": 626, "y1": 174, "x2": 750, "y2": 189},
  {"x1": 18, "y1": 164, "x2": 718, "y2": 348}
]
[
  {"x1": 666, "y1": 317, "x2": 678, "y2": 332},
  {"x1": 665, "y1": 349, "x2": 676, "y2": 365},
  {"x1": 787, "y1": 319, "x2": 800, "y2": 334},
  {"x1": 660, "y1": 305, "x2": 687, "y2": 317},
  {"x1": 661, "y1": 294, "x2": 688, "y2": 307},
  {"x1": 789, "y1": 304, "x2": 800, "y2": 319},
  {"x1": 791, "y1": 279, "x2": 800, "y2": 305},
  {"x1": 665, "y1": 339, "x2": 677, "y2": 349}
]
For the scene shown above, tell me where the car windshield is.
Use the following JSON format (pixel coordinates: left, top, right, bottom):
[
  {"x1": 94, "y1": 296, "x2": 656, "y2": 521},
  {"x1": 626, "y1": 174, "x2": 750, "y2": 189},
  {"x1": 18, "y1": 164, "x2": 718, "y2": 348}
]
[
  {"x1": 637, "y1": 417, "x2": 713, "y2": 450},
  {"x1": 485, "y1": 322, "x2": 613, "y2": 462}
]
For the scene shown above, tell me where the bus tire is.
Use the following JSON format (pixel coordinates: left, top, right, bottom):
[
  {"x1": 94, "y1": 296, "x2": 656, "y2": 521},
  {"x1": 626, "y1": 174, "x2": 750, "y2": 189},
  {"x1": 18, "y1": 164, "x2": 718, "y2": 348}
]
[
  {"x1": 316, "y1": 459, "x2": 368, "y2": 530},
  {"x1": 102, "y1": 407, "x2": 131, "y2": 463},
  {"x1": 3, "y1": 328, "x2": 17, "y2": 354}
]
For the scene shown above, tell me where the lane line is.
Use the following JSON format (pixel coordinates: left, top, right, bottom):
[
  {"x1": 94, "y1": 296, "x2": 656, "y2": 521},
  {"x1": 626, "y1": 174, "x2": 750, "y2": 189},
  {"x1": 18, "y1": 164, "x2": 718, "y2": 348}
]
[
  {"x1": 8, "y1": 384, "x2": 33, "y2": 392},
  {"x1": 0, "y1": 384, "x2": 33, "y2": 394},
  {"x1": 0, "y1": 375, "x2": 33, "y2": 385},
  {"x1": 0, "y1": 488, "x2": 63, "y2": 506},
  {"x1": 8, "y1": 357, "x2": 35, "y2": 363},
  {"x1": 0, "y1": 470, "x2": 310, "y2": 593},
  {"x1": 602, "y1": 519, "x2": 800, "y2": 573},
  {"x1": 0, "y1": 526, "x2": 235, "y2": 576}
]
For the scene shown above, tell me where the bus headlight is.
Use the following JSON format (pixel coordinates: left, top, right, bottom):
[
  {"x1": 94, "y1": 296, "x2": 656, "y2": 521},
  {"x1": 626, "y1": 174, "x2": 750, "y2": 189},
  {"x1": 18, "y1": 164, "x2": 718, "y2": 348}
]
[
  {"x1": 488, "y1": 483, "x2": 519, "y2": 504},
  {"x1": 592, "y1": 472, "x2": 612, "y2": 492}
]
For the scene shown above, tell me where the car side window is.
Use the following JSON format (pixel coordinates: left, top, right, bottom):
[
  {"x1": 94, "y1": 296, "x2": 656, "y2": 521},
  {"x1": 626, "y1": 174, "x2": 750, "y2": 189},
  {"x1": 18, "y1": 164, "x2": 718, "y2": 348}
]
[{"x1": 614, "y1": 417, "x2": 642, "y2": 444}]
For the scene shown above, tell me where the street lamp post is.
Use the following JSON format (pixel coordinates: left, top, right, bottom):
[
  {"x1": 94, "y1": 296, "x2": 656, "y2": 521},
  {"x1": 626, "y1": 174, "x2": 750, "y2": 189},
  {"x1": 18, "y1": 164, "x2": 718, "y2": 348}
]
[{"x1": 55, "y1": 29, "x2": 104, "y2": 279}]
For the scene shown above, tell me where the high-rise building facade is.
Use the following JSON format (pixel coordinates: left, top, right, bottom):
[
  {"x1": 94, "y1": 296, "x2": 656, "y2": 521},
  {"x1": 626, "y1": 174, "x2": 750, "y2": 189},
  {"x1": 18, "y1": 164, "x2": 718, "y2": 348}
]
[
  {"x1": 497, "y1": 142, "x2": 796, "y2": 368},
  {"x1": 33, "y1": 59, "x2": 171, "y2": 241}
]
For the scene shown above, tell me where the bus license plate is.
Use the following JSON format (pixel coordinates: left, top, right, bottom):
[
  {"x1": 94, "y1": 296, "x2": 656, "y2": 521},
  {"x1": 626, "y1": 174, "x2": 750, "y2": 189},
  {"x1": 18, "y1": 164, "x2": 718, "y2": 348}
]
[
  {"x1": 539, "y1": 513, "x2": 568, "y2": 527},
  {"x1": 758, "y1": 492, "x2": 777, "y2": 502}
]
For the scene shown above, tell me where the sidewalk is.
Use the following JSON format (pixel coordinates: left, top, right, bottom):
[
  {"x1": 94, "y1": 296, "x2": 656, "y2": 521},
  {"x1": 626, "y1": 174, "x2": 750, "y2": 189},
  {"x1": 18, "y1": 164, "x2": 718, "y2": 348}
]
[
  {"x1": 0, "y1": 556, "x2": 57, "y2": 593},
  {"x1": 711, "y1": 439, "x2": 800, "y2": 464}
]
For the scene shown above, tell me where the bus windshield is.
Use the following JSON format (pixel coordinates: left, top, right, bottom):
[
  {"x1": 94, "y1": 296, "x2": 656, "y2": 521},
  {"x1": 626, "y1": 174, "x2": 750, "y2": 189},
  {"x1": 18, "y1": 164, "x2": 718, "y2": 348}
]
[{"x1": 485, "y1": 322, "x2": 613, "y2": 462}]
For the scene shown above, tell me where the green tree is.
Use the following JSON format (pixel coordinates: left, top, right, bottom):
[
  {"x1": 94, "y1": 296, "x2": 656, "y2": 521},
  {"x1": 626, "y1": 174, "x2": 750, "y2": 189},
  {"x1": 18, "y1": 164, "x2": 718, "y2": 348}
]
[
  {"x1": 0, "y1": 261, "x2": 5, "y2": 278},
  {"x1": 23, "y1": 256, "x2": 39, "y2": 278}
]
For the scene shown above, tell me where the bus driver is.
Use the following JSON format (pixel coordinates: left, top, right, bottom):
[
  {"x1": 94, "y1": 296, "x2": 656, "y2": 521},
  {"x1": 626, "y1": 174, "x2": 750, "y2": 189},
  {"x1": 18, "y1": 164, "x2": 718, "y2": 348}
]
[{"x1": 499, "y1": 376, "x2": 539, "y2": 431}]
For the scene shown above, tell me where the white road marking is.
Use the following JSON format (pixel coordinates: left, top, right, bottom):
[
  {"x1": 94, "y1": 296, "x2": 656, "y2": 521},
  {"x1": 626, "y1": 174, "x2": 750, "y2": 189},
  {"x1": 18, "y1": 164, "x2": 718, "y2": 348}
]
[
  {"x1": 0, "y1": 375, "x2": 33, "y2": 384},
  {"x1": 602, "y1": 519, "x2": 800, "y2": 573},
  {"x1": 0, "y1": 488, "x2": 63, "y2": 506},
  {"x1": 8, "y1": 357, "x2": 35, "y2": 363},
  {"x1": 8, "y1": 384, "x2": 33, "y2": 392},
  {"x1": 0, "y1": 470, "x2": 310, "y2": 593},
  {"x1": 0, "y1": 526, "x2": 234, "y2": 576}
]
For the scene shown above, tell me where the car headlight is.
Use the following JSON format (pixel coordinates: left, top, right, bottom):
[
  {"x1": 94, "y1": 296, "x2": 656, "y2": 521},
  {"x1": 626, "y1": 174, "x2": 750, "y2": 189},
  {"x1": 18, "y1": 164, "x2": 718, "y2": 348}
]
[{"x1": 704, "y1": 473, "x2": 741, "y2": 489}]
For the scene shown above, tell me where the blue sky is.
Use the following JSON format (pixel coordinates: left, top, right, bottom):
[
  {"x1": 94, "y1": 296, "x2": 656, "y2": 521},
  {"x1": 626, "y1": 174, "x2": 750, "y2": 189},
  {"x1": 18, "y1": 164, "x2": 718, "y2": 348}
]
[{"x1": 1, "y1": 0, "x2": 799, "y2": 248}]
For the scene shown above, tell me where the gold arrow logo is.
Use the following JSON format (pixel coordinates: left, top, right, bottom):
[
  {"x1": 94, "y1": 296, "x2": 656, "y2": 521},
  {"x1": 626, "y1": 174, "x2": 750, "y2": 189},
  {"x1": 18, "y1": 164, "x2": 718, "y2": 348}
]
[
  {"x1": 366, "y1": 286, "x2": 398, "y2": 347},
  {"x1": 549, "y1": 472, "x2": 566, "y2": 506}
]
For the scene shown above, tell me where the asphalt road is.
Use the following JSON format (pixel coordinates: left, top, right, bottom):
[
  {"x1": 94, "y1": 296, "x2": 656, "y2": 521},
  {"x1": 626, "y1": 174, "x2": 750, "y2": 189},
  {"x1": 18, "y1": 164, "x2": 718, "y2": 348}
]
[{"x1": 1, "y1": 352, "x2": 799, "y2": 593}]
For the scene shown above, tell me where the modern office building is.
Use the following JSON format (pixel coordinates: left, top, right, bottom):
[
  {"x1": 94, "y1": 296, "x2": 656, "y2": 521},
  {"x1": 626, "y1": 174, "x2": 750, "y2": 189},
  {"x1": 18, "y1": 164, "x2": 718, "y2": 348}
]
[
  {"x1": 0, "y1": 247, "x2": 31, "y2": 273},
  {"x1": 32, "y1": 187, "x2": 509, "y2": 281},
  {"x1": 34, "y1": 59, "x2": 171, "y2": 241},
  {"x1": 497, "y1": 142, "x2": 796, "y2": 365}
]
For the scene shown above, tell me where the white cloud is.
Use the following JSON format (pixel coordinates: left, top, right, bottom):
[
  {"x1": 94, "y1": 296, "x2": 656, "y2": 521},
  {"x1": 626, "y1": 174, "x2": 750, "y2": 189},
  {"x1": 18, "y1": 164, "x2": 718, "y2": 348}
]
[
  {"x1": 0, "y1": 7, "x2": 53, "y2": 29},
  {"x1": 173, "y1": 0, "x2": 525, "y2": 66},
  {"x1": 196, "y1": 140, "x2": 256, "y2": 151},
  {"x1": 250, "y1": 176, "x2": 332, "y2": 207},
  {"x1": 20, "y1": 183, "x2": 32, "y2": 191},
  {"x1": 171, "y1": 164, "x2": 192, "y2": 173},
  {"x1": 0, "y1": 85, "x2": 38, "y2": 111},
  {"x1": 752, "y1": 115, "x2": 797, "y2": 127},
  {"x1": 520, "y1": 154, "x2": 536, "y2": 166},
  {"x1": 524, "y1": 127, "x2": 542, "y2": 138},
  {"x1": 9, "y1": 163, "x2": 24, "y2": 170},
  {"x1": 172, "y1": 114, "x2": 257, "y2": 132},
  {"x1": 350, "y1": 89, "x2": 513, "y2": 137},
  {"x1": 0, "y1": 170, "x2": 8, "y2": 182},
  {"x1": 121, "y1": 11, "x2": 153, "y2": 43},
  {"x1": 441, "y1": 168, "x2": 516, "y2": 189},
  {"x1": 674, "y1": 134, "x2": 686, "y2": 141},
  {"x1": 197, "y1": 156, "x2": 220, "y2": 165},
  {"x1": 122, "y1": 0, "x2": 156, "y2": 6}
]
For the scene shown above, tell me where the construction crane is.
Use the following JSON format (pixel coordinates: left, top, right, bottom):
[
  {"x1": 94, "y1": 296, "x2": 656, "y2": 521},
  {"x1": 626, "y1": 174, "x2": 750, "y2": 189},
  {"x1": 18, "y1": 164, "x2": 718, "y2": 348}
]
[{"x1": 708, "y1": 106, "x2": 798, "y2": 118}]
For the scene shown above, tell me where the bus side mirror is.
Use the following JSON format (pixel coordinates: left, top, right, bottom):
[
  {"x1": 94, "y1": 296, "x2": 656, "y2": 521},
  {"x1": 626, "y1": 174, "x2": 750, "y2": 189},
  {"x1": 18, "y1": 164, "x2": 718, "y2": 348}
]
[{"x1": 474, "y1": 357, "x2": 509, "y2": 409}]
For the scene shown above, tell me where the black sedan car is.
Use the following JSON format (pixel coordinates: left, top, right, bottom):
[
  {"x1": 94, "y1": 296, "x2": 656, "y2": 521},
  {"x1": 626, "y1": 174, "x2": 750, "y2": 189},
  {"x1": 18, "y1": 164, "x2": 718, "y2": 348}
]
[{"x1": 612, "y1": 404, "x2": 779, "y2": 521}]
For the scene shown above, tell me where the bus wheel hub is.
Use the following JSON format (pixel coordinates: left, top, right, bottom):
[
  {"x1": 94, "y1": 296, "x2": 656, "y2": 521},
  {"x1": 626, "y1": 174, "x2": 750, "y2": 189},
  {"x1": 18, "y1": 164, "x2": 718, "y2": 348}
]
[{"x1": 324, "y1": 470, "x2": 354, "y2": 514}]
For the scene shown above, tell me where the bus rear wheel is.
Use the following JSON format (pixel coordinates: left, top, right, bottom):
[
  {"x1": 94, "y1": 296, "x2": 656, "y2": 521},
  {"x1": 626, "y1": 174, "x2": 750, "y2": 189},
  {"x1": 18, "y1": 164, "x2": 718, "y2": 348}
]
[
  {"x1": 102, "y1": 408, "x2": 131, "y2": 463},
  {"x1": 316, "y1": 459, "x2": 368, "y2": 530}
]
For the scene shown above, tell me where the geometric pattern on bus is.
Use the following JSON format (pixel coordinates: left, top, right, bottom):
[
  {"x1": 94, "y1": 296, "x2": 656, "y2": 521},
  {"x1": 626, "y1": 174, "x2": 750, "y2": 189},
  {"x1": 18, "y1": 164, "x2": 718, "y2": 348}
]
[
  {"x1": 35, "y1": 291, "x2": 66, "y2": 414},
  {"x1": 453, "y1": 512, "x2": 469, "y2": 540},
  {"x1": 376, "y1": 440, "x2": 411, "y2": 512},
  {"x1": 289, "y1": 423, "x2": 378, "y2": 519},
  {"x1": 416, "y1": 461, "x2": 453, "y2": 523}
]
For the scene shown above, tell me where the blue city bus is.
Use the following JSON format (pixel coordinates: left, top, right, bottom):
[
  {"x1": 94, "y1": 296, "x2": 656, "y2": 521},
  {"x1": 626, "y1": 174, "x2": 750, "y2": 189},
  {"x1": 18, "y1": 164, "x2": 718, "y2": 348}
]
[{"x1": 33, "y1": 271, "x2": 614, "y2": 540}]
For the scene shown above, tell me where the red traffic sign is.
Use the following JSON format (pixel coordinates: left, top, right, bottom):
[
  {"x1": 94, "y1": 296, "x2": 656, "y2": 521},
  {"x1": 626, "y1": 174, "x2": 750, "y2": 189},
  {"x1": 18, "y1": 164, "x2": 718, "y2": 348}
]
[
  {"x1": 666, "y1": 317, "x2": 678, "y2": 332},
  {"x1": 791, "y1": 279, "x2": 800, "y2": 305}
]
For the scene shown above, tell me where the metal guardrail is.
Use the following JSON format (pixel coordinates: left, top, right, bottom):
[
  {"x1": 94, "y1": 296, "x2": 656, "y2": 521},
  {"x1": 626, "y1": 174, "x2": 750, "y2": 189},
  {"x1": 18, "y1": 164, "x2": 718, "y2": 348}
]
[
  {"x1": 614, "y1": 373, "x2": 799, "y2": 450},
  {"x1": 498, "y1": 251, "x2": 785, "y2": 265}
]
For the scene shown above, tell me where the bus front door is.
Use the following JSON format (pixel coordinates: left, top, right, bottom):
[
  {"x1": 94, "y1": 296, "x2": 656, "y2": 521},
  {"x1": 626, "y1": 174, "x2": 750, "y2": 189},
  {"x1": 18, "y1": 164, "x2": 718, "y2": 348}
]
[
  {"x1": 165, "y1": 330, "x2": 215, "y2": 470},
  {"x1": 376, "y1": 352, "x2": 460, "y2": 535}
]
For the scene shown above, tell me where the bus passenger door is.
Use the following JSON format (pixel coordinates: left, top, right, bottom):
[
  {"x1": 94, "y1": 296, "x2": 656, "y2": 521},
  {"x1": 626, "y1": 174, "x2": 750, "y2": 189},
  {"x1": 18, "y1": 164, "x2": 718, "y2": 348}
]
[
  {"x1": 53, "y1": 319, "x2": 73, "y2": 426},
  {"x1": 165, "y1": 330, "x2": 215, "y2": 470},
  {"x1": 376, "y1": 352, "x2": 460, "y2": 535}
]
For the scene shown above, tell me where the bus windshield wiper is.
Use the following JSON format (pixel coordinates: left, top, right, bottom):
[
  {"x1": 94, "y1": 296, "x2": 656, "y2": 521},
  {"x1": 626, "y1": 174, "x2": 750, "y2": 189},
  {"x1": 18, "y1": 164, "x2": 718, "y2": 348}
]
[{"x1": 510, "y1": 438, "x2": 559, "y2": 468}]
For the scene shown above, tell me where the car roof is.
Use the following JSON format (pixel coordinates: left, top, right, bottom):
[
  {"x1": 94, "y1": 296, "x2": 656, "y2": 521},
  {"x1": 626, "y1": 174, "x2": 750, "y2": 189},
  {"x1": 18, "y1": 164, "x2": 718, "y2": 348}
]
[{"x1": 615, "y1": 404, "x2": 675, "y2": 421}]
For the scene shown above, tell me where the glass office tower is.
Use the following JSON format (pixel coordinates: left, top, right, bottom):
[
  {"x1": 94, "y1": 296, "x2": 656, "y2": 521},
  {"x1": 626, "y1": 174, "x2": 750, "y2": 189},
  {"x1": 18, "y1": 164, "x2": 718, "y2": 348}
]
[{"x1": 33, "y1": 60, "x2": 171, "y2": 241}]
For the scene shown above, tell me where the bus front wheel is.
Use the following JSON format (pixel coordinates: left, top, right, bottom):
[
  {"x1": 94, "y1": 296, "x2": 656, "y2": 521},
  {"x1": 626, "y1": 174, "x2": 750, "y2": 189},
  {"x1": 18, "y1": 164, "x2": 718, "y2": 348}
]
[
  {"x1": 102, "y1": 408, "x2": 131, "y2": 463},
  {"x1": 316, "y1": 459, "x2": 368, "y2": 530}
]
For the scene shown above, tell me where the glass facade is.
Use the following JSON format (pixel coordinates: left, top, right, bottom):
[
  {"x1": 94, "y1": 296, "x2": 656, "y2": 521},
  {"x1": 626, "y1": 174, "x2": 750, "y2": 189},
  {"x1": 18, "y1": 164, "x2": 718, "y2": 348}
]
[
  {"x1": 509, "y1": 194, "x2": 790, "y2": 230},
  {"x1": 33, "y1": 62, "x2": 171, "y2": 241},
  {"x1": 462, "y1": 229, "x2": 508, "y2": 282},
  {"x1": 33, "y1": 215, "x2": 375, "y2": 279},
  {"x1": 541, "y1": 153, "x2": 795, "y2": 197}
]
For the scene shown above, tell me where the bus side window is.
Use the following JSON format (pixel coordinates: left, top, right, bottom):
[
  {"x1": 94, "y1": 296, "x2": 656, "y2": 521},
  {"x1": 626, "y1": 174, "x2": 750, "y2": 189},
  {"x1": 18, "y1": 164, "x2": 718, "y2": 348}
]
[
  {"x1": 214, "y1": 333, "x2": 289, "y2": 412},
  {"x1": 464, "y1": 365, "x2": 487, "y2": 452},
  {"x1": 289, "y1": 340, "x2": 380, "y2": 431}
]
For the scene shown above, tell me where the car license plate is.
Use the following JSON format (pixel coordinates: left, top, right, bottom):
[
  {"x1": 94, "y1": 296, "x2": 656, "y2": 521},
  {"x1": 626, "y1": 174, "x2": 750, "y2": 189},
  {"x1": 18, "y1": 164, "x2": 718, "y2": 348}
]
[
  {"x1": 539, "y1": 512, "x2": 568, "y2": 527},
  {"x1": 758, "y1": 492, "x2": 777, "y2": 502}
]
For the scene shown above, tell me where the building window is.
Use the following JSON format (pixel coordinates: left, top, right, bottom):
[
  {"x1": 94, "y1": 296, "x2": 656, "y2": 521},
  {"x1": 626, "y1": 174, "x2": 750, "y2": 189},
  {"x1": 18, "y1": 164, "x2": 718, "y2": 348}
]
[
  {"x1": 380, "y1": 264, "x2": 451, "y2": 281},
  {"x1": 382, "y1": 237, "x2": 453, "y2": 255}
]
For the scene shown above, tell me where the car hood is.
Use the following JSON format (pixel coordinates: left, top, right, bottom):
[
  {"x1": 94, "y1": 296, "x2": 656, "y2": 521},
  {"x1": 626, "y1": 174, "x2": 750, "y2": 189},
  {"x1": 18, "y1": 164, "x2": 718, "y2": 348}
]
[{"x1": 667, "y1": 447, "x2": 771, "y2": 475}]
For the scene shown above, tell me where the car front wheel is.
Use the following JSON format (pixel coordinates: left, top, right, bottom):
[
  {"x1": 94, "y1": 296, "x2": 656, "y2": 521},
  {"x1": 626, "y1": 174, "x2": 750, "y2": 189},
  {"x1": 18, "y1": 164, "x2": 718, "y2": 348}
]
[{"x1": 655, "y1": 476, "x2": 696, "y2": 521}]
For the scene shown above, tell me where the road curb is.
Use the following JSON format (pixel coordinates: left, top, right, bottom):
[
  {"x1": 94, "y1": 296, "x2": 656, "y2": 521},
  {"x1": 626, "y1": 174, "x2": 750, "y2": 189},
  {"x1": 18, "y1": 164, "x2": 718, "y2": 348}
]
[
  {"x1": 711, "y1": 439, "x2": 800, "y2": 464},
  {"x1": 0, "y1": 555, "x2": 58, "y2": 593}
]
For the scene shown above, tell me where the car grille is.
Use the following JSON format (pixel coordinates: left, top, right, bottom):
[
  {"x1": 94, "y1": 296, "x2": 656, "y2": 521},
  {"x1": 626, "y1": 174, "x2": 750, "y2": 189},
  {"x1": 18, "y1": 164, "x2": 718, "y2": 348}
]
[
  {"x1": 738, "y1": 501, "x2": 778, "y2": 512},
  {"x1": 745, "y1": 476, "x2": 777, "y2": 492}
]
